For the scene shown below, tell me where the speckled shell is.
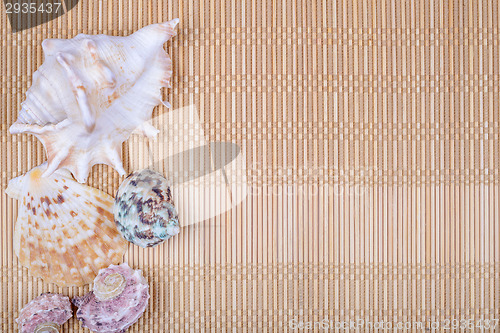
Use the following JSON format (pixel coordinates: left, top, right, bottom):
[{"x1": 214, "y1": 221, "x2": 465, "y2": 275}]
[
  {"x1": 9, "y1": 20, "x2": 179, "y2": 183},
  {"x1": 5, "y1": 163, "x2": 128, "y2": 287},
  {"x1": 114, "y1": 169, "x2": 180, "y2": 248},
  {"x1": 16, "y1": 293, "x2": 72, "y2": 333},
  {"x1": 72, "y1": 263, "x2": 150, "y2": 333}
]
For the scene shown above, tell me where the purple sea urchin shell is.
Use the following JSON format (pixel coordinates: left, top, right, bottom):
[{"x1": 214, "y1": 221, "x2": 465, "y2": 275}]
[
  {"x1": 16, "y1": 293, "x2": 72, "y2": 333},
  {"x1": 72, "y1": 263, "x2": 150, "y2": 333}
]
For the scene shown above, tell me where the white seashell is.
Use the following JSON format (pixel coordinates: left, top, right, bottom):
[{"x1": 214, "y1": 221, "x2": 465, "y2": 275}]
[
  {"x1": 73, "y1": 263, "x2": 150, "y2": 333},
  {"x1": 6, "y1": 163, "x2": 128, "y2": 287},
  {"x1": 10, "y1": 19, "x2": 179, "y2": 183},
  {"x1": 16, "y1": 293, "x2": 72, "y2": 333}
]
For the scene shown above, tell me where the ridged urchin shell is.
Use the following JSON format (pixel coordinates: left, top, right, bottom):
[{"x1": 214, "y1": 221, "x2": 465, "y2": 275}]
[
  {"x1": 16, "y1": 293, "x2": 72, "y2": 333},
  {"x1": 72, "y1": 263, "x2": 150, "y2": 333},
  {"x1": 10, "y1": 19, "x2": 179, "y2": 183},
  {"x1": 114, "y1": 169, "x2": 180, "y2": 248},
  {"x1": 5, "y1": 163, "x2": 128, "y2": 287}
]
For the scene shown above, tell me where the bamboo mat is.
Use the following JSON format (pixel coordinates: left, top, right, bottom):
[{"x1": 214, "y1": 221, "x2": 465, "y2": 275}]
[{"x1": 1, "y1": 0, "x2": 500, "y2": 332}]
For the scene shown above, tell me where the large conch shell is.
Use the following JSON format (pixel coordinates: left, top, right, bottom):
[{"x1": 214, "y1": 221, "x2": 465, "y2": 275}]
[
  {"x1": 16, "y1": 293, "x2": 72, "y2": 333},
  {"x1": 73, "y1": 263, "x2": 150, "y2": 333},
  {"x1": 10, "y1": 19, "x2": 179, "y2": 183},
  {"x1": 5, "y1": 164, "x2": 128, "y2": 287}
]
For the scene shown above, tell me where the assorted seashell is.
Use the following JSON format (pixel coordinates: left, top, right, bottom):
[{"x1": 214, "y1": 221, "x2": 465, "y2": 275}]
[
  {"x1": 114, "y1": 169, "x2": 180, "y2": 248},
  {"x1": 8, "y1": 21, "x2": 183, "y2": 330},
  {"x1": 9, "y1": 19, "x2": 179, "y2": 183},
  {"x1": 72, "y1": 263, "x2": 150, "y2": 333},
  {"x1": 5, "y1": 163, "x2": 128, "y2": 287},
  {"x1": 16, "y1": 293, "x2": 72, "y2": 333}
]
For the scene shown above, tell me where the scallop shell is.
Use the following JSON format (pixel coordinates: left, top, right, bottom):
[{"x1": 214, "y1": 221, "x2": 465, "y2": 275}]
[
  {"x1": 5, "y1": 163, "x2": 128, "y2": 287},
  {"x1": 114, "y1": 169, "x2": 180, "y2": 248},
  {"x1": 16, "y1": 293, "x2": 72, "y2": 333},
  {"x1": 10, "y1": 19, "x2": 179, "y2": 183},
  {"x1": 73, "y1": 263, "x2": 150, "y2": 333}
]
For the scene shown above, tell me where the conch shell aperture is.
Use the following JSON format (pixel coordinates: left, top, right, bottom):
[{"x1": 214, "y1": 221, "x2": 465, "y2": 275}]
[
  {"x1": 10, "y1": 19, "x2": 179, "y2": 183},
  {"x1": 5, "y1": 164, "x2": 128, "y2": 287}
]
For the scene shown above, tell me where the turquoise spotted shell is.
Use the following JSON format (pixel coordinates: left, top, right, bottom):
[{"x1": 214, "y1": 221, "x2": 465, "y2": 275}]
[{"x1": 114, "y1": 169, "x2": 180, "y2": 248}]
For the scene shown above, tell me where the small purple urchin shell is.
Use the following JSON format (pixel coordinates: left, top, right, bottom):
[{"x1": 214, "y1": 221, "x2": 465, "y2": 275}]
[
  {"x1": 16, "y1": 293, "x2": 72, "y2": 333},
  {"x1": 72, "y1": 263, "x2": 150, "y2": 333}
]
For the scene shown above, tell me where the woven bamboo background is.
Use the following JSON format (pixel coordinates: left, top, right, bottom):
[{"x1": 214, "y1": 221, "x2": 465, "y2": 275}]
[{"x1": 1, "y1": 0, "x2": 500, "y2": 332}]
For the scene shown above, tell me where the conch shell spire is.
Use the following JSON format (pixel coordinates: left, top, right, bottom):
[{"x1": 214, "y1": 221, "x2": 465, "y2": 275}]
[{"x1": 10, "y1": 19, "x2": 179, "y2": 183}]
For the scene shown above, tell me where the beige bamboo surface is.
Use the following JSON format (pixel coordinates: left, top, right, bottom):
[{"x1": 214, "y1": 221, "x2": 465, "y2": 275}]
[{"x1": 1, "y1": 0, "x2": 500, "y2": 332}]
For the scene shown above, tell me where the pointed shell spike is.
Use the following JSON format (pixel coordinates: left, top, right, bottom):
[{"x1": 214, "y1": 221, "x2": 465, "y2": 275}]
[
  {"x1": 135, "y1": 122, "x2": 160, "y2": 139},
  {"x1": 84, "y1": 39, "x2": 116, "y2": 88},
  {"x1": 165, "y1": 225, "x2": 180, "y2": 237},
  {"x1": 114, "y1": 169, "x2": 180, "y2": 248},
  {"x1": 43, "y1": 145, "x2": 70, "y2": 179}
]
